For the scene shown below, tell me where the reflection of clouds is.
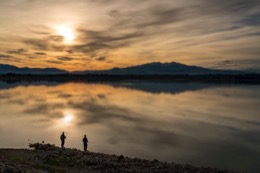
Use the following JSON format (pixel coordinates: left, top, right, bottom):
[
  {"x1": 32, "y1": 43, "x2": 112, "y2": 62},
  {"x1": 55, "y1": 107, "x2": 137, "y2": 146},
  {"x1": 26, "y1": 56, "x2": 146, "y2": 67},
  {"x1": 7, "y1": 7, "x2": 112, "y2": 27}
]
[
  {"x1": 0, "y1": 82, "x2": 259, "y2": 172},
  {"x1": 97, "y1": 94, "x2": 106, "y2": 99},
  {"x1": 111, "y1": 82, "x2": 213, "y2": 95},
  {"x1": 69, "y1": 100, "x2": 142, "y2": 124},
  {"x1": 57, "y1": 93, "x2": 72, "y2": 98},
  {"x1": 23, "y1": 103, "x2": 65, "y2": 119},
  {"x1": 7, "y1": 99, "x2": 25, "y2": 105},
  {"x1": 0, "y1": 92, "x2": 12, "y2": 99}
]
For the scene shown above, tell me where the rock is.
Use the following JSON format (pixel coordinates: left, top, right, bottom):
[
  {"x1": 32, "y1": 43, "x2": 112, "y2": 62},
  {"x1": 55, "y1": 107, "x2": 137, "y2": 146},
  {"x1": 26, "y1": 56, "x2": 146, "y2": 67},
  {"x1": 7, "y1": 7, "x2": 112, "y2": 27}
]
[
  {"x1": 118, "y1": 155, "x2": 124, "y2": 162},
  {"x1": 24, "y1": 143, "x2": 241, "y2": 173}
]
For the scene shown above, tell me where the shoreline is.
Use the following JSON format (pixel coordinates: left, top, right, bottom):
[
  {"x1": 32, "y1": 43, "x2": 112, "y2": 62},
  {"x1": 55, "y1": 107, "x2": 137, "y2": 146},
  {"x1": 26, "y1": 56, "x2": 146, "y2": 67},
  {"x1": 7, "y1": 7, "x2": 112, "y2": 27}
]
[
  {"x1": 1, "y1": 73, "x2": 260, "y2": 84},
  {"x1": 0, "y1": 143, "x2": 242, "y2": 173}
]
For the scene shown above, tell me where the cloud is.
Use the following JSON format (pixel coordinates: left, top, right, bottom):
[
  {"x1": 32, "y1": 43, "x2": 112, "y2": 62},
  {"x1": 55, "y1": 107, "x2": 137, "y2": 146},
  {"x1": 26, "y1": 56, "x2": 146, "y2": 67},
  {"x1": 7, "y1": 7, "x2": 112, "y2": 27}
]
[
  {"x1": 212, "y1": 59, "x2": 260, "y2": 71},
  {"x1": 68, "y1": 0, "x2": 260, "y2": 67},
  {"x1": 7, "y1": 49, "x2": 27, "y2": 54},
  {"x1": 24, "y1": 39, "x2": 48, "y2": 50},
  {"x1": 0, "y1": 54, "x2": 13, "y2": 58},
  {"x1": 0, "y1": 54, "x2": 20, "y2": 62},
  {"x1": 129, "y1": 7, "x2": 184, "y2": 28},
  {"x1": 29, "y1": 25, "x2": 52, "y2": 35},
  {"x1": 73, "y1": 30, "x2": 143, "y2": 54},
  {"x1": 200, "y1": 0, "x2": 260, "y2": 15},
  {"x1": 47, "y1": 60, "x2": 63, "y2": 64},
  {"x1": 96, "y1": 56, "x2": 107, "y2": 61},
  {"x1": 34, "y1": 52, "x2": 47, "y2": 55},
  {"x1": 67, "y1": 50, "x2": 74, "y2": 54},
  {"x1": 240, "y1": 14, "x2": 260, "y2": 26},
  {"x1": 23, "y1": 35, "x2": 65, "y2": 51},
  {"x1": 49, "y1": 35, "x2": 64, "y2": 42},
  {"x1": 57, "y1": 56, "x2": 74, "y2": 61},
  {"x1": 1, "y1": 0, "x2": 260, "y2": 70}
]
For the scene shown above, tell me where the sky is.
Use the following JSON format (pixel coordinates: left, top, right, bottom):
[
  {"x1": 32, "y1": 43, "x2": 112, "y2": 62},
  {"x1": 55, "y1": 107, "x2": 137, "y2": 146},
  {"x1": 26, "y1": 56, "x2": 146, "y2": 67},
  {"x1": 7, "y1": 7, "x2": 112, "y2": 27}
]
[{"x1": 0, "y1": 0, "x2": 259, "y2": 71}]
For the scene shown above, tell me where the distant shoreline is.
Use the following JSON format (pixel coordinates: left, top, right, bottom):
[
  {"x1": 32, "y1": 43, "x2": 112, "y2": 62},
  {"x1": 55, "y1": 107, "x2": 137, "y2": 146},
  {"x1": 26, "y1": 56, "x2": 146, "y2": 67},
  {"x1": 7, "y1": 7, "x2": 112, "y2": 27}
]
[{"x1": 0, "y1": 73, "x2": 260, "y2": 84}]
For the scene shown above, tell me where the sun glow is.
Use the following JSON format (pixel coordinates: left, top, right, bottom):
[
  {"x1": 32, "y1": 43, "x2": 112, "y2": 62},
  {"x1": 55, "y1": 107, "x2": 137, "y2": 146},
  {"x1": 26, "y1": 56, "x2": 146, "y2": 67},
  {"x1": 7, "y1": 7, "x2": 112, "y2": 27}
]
[
  {"x1": 63, "y1": 113, "x2": 73, "y2": 123},
  {"x1": 56, "y1": 25, "x2": 75, "y2": 44}
]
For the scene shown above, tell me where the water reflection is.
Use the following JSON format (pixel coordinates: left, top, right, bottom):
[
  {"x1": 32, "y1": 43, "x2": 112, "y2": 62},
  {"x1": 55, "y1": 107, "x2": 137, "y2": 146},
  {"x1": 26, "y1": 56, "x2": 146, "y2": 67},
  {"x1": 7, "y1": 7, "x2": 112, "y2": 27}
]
[{"x1": 0, "y1": 82, "x2": 259, "y2": 172}]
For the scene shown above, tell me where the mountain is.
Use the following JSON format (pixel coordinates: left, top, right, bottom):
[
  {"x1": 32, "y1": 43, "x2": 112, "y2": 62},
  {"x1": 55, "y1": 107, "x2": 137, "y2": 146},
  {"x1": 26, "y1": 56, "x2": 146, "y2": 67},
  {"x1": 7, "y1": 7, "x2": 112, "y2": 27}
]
[
  {"x1": 77, "y1": 62, "x2": 241, "y2": 75},
  {"x1": 0, "y1": 64, "x2": 67, "y2": 74},
  {"x1": 0, "y1": 62, "x2": 243, "y2": 75}
]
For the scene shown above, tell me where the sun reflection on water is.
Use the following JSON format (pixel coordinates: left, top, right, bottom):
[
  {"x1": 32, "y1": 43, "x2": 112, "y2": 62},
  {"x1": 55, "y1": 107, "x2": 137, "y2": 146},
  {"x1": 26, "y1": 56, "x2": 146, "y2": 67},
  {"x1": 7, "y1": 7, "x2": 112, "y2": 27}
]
[{"x1": 63, "y1": 112, "x2": 74, "y2": 124}]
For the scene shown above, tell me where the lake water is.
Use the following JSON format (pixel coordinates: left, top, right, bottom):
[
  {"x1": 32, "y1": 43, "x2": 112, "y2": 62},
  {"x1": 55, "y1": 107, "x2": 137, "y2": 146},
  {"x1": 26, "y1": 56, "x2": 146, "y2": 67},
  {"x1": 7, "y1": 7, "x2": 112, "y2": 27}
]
[{"x1": 0, "y1": 81, "x2": 259, "y2": 172}]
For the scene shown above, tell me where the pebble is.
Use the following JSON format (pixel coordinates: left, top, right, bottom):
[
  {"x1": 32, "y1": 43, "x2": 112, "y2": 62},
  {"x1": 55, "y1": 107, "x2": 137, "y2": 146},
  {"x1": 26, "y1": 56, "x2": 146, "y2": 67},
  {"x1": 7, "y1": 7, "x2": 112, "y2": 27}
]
[{"x1": 0, "y1": 143, "x2": 242, "y2": 173}]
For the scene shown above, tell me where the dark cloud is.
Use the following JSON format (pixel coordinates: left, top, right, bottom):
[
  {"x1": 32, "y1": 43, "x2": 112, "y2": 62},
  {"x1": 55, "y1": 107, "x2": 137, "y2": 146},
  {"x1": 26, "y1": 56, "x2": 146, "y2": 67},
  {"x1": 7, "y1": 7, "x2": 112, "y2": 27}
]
[
  {"x1": 31, "y1": 30, "x2": 50, "y2": 35},
  {"x1": 73, "y1": 29, "x2": 143, "y2": 53},
  {"x1": 57, "y1": 93, "x2": 72, "y2": 98},
  {"x1": 200, "y1": 0, "x2": 260, "y2": 15},
  {"x1": 23, "y1": 35, "x2": 65, "y2": 51},
  {"x1": 57, "y1": 56, "x2": 74, "y2": 61},
  {"x1": 96, "y1": 56, "x2": 107, "y2": 61},
  {"x1": 24, "y1": 39, "x2": 48, "y2": 50},
  {"x1": 214, "y1": 60, "x2": 238, "y2": 69},
  {"x1": 212, "y1": 59, "x2": 260, "y2": 71},
  {"x1": 67, "y1": 50, "x2": 74, "y2": 54},
  {"x1": 135, "y1": 7, "x2": 184, "y2": 28},
  {"x1": 28, "y1": 25, "x2": 53, "y2": 35},
  {"x1": 107, "y1": 6, "x2": 186, "y2": 30},
  {"x1": 34, "y1": 52, "x2": 47, "y2": 55},
  {"x1": 47, "y1": 60, "x2": 63, "y2": 64},
  {"x1": 89, "y1": 0, "x2": 116, "y2": 4},
  {"x1": 48, "y1": 35, "x2": 64, "y2": 42},
  {"x1": 0, "y1": 54, "x2": 13, "y2": 58},
  {"x1": 240, "y1": 14, "x2": 260, "y2": 26},
  {"x1": 106, "y1": 0, "x2": 260, "y2": 37},
  {"x1": 7, "y1": 49, "x2": 27, "y2": 54}
]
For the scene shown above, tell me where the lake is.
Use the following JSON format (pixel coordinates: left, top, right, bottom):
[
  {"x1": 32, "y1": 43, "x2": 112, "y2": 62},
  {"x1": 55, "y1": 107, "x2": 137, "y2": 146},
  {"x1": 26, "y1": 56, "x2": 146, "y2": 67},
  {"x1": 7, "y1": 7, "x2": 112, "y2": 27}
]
[{"x1": 0, "y1": 81, "x2": 259, "y2": 172}]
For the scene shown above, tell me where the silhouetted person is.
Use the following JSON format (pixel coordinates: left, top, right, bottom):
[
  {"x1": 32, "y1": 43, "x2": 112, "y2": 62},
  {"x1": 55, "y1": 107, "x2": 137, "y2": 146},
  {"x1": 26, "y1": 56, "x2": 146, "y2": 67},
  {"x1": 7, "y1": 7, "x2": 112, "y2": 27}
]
[
  {"x1": 60, "y1": 132, "x2": 66, "y2": 148},
  {"x1": 83, "y1": 135, "x2": 88, "y2": 151}
]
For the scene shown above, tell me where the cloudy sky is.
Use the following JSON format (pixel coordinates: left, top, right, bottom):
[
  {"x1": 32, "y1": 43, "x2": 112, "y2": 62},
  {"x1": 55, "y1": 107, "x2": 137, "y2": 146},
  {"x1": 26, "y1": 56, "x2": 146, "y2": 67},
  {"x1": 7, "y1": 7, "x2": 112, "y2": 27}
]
[{"x1": 0, "y1": 0, "x2": 259, "y2": 71}]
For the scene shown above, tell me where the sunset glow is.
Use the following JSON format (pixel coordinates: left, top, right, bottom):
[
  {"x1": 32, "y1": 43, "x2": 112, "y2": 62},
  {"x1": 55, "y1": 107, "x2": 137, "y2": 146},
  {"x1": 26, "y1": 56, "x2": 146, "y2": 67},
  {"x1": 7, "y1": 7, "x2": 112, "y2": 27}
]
[
  {"x1": 56, "y1": 25, "x2": 76, "y2": 44},
  {"x1": 0, "y1": 0, "x2": 259, "y2": 71},
  {"x1": 0, "y1": 1, "x2": 259, "y2": 171}
]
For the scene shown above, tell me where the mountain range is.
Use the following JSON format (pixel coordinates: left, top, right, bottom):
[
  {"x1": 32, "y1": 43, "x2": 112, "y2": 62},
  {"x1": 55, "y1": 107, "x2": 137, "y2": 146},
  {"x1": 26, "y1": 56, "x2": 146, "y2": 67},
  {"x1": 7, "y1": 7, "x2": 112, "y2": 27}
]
[
  {"x1": 0, "y1": 64, "x2": 67, "y2": 74},
  {"x1": 0, "y1": 62, "x2": 243, "y2": 75}
]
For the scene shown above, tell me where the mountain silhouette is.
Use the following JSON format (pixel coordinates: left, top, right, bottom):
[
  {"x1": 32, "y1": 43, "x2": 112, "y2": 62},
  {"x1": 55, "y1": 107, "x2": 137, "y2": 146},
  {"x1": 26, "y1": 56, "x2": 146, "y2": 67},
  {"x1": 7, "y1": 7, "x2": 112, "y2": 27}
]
[
  {"x1": 76, "y1": 62, "x2": 241, "y2": 75},
  {"x1": 0, "y1": 64, "x2": 67, "y2": 74},
  {"x1": 0, "y1": 62, "x2": 243, "y2": 75}
]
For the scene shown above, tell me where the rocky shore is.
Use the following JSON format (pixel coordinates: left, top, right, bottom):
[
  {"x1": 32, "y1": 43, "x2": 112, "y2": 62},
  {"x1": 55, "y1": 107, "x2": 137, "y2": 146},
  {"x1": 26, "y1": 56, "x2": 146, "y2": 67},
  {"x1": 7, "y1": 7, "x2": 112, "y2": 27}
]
[{"x1": 0, "y1": 143, "x2": 242, "y2": 173}]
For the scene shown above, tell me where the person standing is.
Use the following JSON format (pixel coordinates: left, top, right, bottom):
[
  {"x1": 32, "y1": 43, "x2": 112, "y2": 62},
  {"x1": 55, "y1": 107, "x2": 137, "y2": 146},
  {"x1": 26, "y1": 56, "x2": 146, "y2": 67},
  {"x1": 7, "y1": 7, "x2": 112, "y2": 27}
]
[
  {"x1": 83, "y1": 135, "x2": 88, "y2": 151},
  {"x1": 60, "y1": 132, "x2": 66, "y2": 148}
]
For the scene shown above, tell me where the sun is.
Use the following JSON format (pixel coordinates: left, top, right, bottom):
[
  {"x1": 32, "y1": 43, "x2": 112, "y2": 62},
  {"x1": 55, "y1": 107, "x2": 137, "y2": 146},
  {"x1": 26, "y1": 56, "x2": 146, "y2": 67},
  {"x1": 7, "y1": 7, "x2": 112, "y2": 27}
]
[{"x1": 56, "y1": 25, "x2": 75, "y2": 44}]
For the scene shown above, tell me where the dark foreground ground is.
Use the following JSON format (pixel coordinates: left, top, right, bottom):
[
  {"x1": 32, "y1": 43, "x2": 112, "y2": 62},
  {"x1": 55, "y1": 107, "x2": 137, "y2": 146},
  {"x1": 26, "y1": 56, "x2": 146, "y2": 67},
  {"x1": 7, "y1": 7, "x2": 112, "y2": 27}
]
[{"x1": 0, "y1": 143, "x2": 243, "y2": 173}]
